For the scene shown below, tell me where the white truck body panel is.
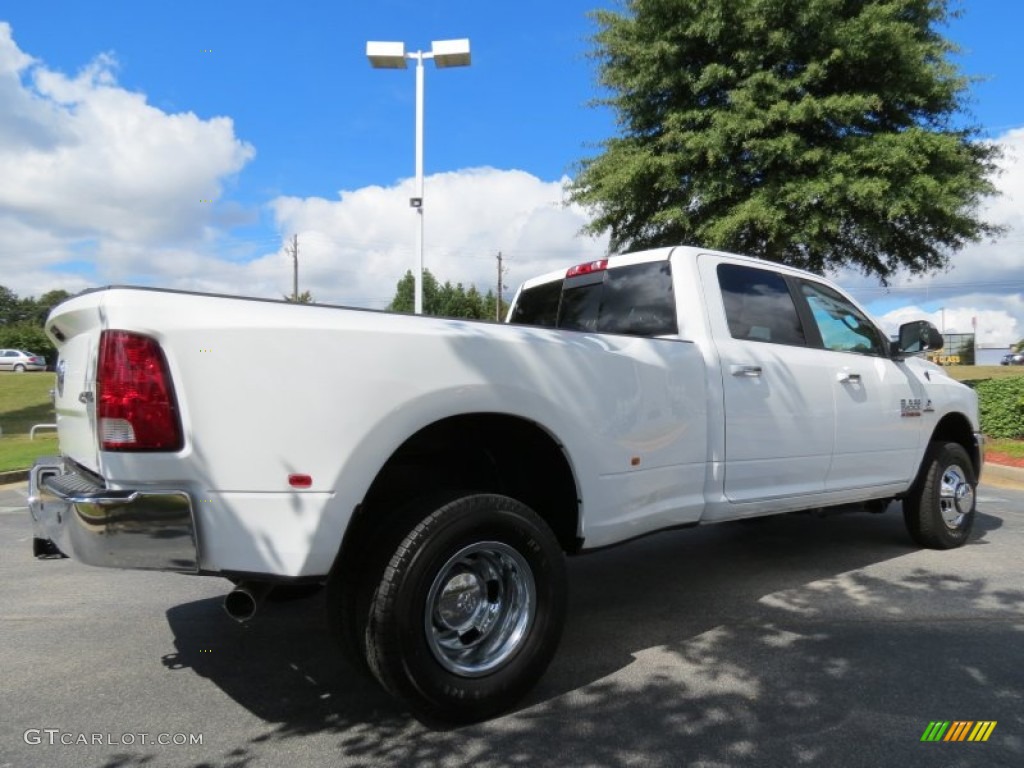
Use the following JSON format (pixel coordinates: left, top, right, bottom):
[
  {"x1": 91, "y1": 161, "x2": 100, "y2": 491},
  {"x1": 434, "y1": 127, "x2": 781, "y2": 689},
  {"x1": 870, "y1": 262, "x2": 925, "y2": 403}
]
[
  {"x1": 46, "y1": 286, "x2": 708, "y2": 572},
  {"x1": 35, "y1": 246, "x2": 980, "y2": 576}
]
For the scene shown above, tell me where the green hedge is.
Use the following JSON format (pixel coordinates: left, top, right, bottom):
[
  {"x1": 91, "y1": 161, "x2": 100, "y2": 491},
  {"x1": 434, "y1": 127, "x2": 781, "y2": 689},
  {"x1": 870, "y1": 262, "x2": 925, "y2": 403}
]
[
  {"x1": 0, "y1": 322, "x2": 56, "y2": 365},
  {"x1": 975, "y1": 377, "x2": 1024, "y2": 438}
]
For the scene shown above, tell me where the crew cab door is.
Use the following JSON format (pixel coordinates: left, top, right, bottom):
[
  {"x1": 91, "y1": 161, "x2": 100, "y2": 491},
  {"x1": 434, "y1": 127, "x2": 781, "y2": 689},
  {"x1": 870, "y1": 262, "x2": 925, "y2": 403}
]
[
  {"x1": 795, "y1": 278, "x2": 925, "y2": 489},
  {"x1": 701, "y1": 258, "x2": 836, "y2": 502}
]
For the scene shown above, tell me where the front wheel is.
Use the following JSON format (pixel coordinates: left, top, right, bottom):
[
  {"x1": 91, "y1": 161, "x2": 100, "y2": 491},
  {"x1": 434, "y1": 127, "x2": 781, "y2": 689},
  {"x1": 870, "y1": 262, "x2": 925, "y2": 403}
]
[
  {"x1": 364, "y1": 493, "x2": 566, "y2": 723},
  {"x1": 903, "y1": 441, "x2": 977, "y2": 549}
]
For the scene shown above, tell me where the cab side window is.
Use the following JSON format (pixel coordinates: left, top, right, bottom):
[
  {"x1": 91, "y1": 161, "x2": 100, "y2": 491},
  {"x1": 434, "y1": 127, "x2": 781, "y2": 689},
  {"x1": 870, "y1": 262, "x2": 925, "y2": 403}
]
[
  {"x1": 799, "y1": 280, "x2": 886, "y2": 356},
  {"x1": 717, "y1": 263, "x2": 806, "y2": 346}
]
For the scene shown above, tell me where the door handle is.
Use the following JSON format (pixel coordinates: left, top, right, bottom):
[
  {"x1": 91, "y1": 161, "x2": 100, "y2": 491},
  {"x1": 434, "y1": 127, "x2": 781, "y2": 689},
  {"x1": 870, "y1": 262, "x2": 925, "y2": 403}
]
[
  {"x1": 730, "y1": 364, "x2": 763, "y2": 377},
  {"x1": 837, "y1": 371, "x2": 862, "y2": 384}
]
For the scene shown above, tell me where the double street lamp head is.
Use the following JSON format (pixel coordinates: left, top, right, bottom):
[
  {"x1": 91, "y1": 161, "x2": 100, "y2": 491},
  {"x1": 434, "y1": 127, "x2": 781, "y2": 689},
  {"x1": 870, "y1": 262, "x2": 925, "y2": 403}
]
[{"x1": 366, "y1": 39, "x2": 471, "y2": 69}]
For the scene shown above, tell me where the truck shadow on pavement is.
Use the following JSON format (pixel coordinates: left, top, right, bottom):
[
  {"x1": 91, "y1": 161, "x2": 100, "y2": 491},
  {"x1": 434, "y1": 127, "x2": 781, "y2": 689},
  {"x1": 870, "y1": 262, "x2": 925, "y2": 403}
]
[{"x1": 159, "y1": 506, "x2": 1023, "y2": 768}]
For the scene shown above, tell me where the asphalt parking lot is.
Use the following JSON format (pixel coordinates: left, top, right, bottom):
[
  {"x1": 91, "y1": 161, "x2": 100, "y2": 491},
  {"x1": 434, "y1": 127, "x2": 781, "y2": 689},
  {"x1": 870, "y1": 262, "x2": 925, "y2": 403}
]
[{"x1": 1, "y1": 481, "x2": 1021, "y2": 768}]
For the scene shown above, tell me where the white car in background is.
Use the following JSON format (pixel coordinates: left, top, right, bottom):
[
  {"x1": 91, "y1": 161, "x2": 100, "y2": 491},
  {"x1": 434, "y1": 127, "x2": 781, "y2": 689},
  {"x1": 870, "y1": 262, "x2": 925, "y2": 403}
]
[{"x1": 0, "y1": 349, "x2": 47, "y2": 372}]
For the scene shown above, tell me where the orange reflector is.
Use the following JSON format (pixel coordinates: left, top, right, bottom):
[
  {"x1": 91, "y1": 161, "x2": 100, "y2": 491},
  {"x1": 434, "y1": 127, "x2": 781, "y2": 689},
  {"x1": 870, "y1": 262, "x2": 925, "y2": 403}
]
[{"x1": 288, "y1": 474, "x2": 312, "y2": 488}]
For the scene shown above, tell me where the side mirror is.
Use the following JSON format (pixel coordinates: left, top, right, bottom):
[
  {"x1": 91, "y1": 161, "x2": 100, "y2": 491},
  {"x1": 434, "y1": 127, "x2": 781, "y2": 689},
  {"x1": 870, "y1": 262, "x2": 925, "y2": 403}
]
[{"x1": 894, "y1": 320, "x2": 944, "y2": 357}]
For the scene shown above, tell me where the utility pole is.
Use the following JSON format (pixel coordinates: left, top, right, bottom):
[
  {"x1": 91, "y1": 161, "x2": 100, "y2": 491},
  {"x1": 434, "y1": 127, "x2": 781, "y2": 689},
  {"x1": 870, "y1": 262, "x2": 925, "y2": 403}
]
[
  {"x1": 289, "y1": 234, "x2": 299, "y2": 301},
  {"x1": 496, "y1": 251, "x2": 508, "y2": 321}
]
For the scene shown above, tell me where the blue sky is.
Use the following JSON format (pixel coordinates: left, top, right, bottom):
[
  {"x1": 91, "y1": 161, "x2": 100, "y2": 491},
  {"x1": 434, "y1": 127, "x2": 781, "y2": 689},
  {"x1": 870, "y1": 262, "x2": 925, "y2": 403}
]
[{"x1": 1, "y1": 1, "x2": 1023, "y2": 343}]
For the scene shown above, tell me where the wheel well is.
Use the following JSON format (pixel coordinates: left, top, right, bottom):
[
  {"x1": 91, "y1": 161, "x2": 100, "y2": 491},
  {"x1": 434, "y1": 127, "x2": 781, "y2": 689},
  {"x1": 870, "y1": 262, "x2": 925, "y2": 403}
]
[
  {"x1": 339, "y1": 414, "x2": 581, "y2": 564},
  {"x1": 930, "y1": 413, "x2": 980, "y2": 476}
]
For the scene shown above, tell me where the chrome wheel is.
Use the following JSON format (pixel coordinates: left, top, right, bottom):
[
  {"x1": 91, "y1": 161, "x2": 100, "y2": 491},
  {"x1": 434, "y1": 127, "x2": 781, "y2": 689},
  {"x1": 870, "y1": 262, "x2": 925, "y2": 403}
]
[
  {"x1": 939, "y1": 464, "x2": 974, "y2": 530},
  {"x1": 425, "y1": 541, "x2": 536, "y2": 677},
  {"x1": 904, "y1": 442, "x2": 976, "y2": 550},
  {"x1": 363, "y1": 494, "x2": 567, "y2": 722}
]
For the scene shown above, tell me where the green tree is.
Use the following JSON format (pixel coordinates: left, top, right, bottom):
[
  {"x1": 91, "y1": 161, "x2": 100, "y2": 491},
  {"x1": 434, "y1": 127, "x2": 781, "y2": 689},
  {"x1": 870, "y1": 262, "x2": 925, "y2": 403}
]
[
  {"x1": 29, "y1": 289, "x2": 73, "y2": 325},
  {"x1": 483, "y1": 289, "x2": 509, "y2": 321},
  {"x1": 1, "y1": 286, "x2": 75, "y2": 326},
  {"x1": 388, "y1": 270, "x2": 442, "y2": 314},
  {"x1": 0, "y1": 285, "x2": 30, "y2": 325},
  {"x1": 570, "y1": 0, "x2": 1002, "y2": 283},
  {"x1": 387, "y1": 270, "x2": 494, "y2": 320},
  {"x1": 0, "y1": 321, "x2": 56, "y2": 364},
  {"x1": 284, "y1": 290, "x2": 315, "y2": 304}
]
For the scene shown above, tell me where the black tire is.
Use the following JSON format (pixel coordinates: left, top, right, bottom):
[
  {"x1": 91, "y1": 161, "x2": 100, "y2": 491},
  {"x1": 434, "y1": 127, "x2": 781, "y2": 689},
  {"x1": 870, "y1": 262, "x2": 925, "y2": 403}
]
[
  {"x1": 325, "y1": 491, "x2": 455, "y2": 677},
  {"x1": 903, "y1": 441, "x2": 976, "y2": 549},
  {"x1": 363, "y1": 493, "x2": 567, "y2": 723},
  {"x1": 14, "y1": 364, "x2": 25, "y2": 372},
  {"x1": 325, "y1": 530, "x2": 389, "y2": 678}
]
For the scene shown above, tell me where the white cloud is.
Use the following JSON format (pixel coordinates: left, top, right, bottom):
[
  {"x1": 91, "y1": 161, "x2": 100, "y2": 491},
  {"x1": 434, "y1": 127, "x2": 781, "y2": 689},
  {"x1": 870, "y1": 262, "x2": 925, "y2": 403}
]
[
  {"x1": 0, "y1": 21, "x2": 603, "y2": 307},
  {"x1": 876, "y1": 304, "x2": 1020, "y2": 346},
  {"x1": 270, "y1": 167, "x2": 609, "y2": 306},
  {"x1": 0, "y1": 21, "x2": 254, "y2": 294}
]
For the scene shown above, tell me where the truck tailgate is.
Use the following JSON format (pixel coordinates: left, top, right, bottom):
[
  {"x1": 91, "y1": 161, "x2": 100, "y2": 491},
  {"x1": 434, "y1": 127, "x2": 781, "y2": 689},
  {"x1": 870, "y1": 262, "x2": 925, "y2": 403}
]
[{"x1": 47, "y1": 294, "x2": 104, "y2": 473}]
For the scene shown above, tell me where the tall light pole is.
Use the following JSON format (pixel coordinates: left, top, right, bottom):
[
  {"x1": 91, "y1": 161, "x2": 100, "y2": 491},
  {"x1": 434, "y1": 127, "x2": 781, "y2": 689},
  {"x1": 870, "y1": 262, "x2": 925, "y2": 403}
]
[{"x1": 367, "y1": 39, "x2": 471, "y2": 315}]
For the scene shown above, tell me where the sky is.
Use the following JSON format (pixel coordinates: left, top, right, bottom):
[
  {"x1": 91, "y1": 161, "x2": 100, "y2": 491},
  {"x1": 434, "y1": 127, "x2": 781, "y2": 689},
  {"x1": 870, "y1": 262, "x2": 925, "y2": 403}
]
[{"x1": 1, "y1": 1, "x2": 1023, "y2": 346}]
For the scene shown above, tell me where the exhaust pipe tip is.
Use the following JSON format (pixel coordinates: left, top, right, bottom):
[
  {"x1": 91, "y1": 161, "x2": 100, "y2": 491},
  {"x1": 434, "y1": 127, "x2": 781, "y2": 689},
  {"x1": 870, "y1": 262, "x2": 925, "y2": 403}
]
[{"x1": 223, "y1": 582, "x2": 273, "y2": 623}]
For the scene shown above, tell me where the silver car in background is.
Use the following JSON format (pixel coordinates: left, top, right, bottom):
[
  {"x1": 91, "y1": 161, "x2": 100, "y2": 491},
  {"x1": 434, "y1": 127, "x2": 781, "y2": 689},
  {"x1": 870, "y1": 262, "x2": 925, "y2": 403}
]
[{"x1": 0, "y1": 349, "x2": 47, "y2": 372}]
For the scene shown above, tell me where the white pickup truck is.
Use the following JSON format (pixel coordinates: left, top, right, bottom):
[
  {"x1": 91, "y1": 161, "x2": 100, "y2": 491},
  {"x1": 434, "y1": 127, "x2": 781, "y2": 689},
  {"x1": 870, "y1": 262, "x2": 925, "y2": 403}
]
[{"x1": 29, "y1": 246, "x2": 982, "y2": 722}]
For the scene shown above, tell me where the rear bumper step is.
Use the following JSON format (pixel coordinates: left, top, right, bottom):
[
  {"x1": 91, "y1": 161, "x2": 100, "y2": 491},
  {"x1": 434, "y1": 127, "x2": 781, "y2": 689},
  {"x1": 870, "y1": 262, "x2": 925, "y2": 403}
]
[{"x1": 28, "y1": 457, "x2": 199, "y2": 572}]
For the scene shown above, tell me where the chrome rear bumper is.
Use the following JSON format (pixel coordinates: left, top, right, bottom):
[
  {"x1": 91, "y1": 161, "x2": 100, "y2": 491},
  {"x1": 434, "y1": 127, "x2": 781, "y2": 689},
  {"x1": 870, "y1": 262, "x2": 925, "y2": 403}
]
[{"x1": 28, "y1": 457, "x2": 199, "y2": 572}]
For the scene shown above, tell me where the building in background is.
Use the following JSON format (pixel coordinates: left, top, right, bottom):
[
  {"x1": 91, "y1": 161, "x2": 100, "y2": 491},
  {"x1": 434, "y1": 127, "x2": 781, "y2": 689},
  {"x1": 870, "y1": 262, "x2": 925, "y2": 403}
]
[
  {"x1": 926, "y1": 333, "x2": 975, "y2": 366},
  {"x1": 976, "y1": 344, "x2": 1012, "y2": 366}
]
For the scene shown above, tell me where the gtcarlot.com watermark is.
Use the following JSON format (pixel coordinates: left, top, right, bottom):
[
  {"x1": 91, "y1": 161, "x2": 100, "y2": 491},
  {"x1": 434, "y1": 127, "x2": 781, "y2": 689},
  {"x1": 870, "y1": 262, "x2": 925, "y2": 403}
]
[{"x1": 24, "y1": 729, "x2": 203, "y2": 747}]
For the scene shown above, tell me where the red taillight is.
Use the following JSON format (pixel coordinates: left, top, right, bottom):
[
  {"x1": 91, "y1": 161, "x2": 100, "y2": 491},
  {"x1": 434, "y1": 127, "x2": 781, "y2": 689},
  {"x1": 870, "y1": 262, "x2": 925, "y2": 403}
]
[
  {"x1": 566, "y1": 259, "x2": 608, "y2": 278},
  {"x1": 97, "y1": 330, "x2": 183, "y2": 452}
]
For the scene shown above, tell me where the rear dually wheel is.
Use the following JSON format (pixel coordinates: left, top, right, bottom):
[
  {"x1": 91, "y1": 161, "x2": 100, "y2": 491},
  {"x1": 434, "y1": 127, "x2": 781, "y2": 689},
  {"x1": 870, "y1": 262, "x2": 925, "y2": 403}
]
[{"x1": 363, "y1": 493, "x2": 567, "y2": 723}]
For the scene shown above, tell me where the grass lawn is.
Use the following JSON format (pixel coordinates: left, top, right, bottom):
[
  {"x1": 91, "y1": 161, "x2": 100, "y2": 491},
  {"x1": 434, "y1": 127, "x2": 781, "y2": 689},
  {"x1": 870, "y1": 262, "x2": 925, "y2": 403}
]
[
  {"x1": 0, "y1": 434, "x2": 58, "y2": 472},
  {"x1": 0, "y1": 372, "x2": 58, "y2": 472},
  {"x1": 946, "y1": 365, "x2": 1024, "y2": 383},
  {"x1": 988, "y1": 437, "x2": 1024, "y2": 460}
]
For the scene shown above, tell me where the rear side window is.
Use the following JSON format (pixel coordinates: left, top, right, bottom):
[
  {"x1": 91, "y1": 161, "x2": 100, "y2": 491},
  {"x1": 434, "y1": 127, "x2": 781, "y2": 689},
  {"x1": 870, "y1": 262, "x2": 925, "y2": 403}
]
[
  {"x1": 509, "y1": 279, "x2": 561, "y2": 327},
  {"x1": 717, "y1": 263, "x2": 806, "y2": 346},
  {"x1": 509, "y1": 261, "x2": 678, "y2": 337}
]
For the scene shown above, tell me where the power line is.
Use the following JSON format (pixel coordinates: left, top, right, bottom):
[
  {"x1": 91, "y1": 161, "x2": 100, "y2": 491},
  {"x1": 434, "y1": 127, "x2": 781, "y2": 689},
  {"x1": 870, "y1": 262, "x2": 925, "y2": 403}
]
[{"x1": 851, "y1": 280, "x2": 1024, "y2": 296}]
